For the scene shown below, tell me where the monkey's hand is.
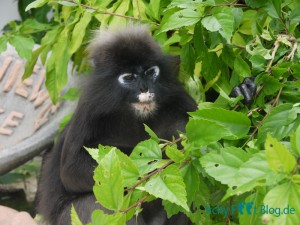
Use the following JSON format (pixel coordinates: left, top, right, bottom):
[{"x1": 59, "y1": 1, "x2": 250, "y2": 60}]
[{"x1": 230, "y1": 77, "x2": 256, "y2": 107}]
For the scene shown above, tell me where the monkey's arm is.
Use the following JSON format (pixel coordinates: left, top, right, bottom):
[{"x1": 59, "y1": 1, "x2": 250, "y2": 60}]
[{"x1": 59, "y1": 124, "x2": 97, "y2": 193}]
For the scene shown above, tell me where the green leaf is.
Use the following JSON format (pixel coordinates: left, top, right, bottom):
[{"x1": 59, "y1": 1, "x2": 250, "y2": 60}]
[
  {"x1": 245, "y1": 0, "x2": 281, "y2": 18},
  {"x1": 115, "y1": 150, "x2": 140, "y2": 188},
  {"x1": 68, "y1": 11, "x2": 92, "y2": 55},
  {"x1": 200, "y1": 147, "x2": 251, "y2": 186},
  {"x1": 9, "y1": 36, "x2": 35, "y2": 60},
  {"x1": 259, "y1": 74, "x2": 282, "y2": 95},
  {"x1": 146, "y1": 0, "x2": 161, "y2": 21},
  {"x1": 186, "y1": 118, "x2": 231, "y2": 147},
  {"x1": 130, "y1": 140, "x2": 162, "y2": 175},
  {"x1": 93, "y1": 149, "x2": 124, "y2": 210},
  {"x1": 189, "y1": 108, "x2": 251, "y2": 140},
  {"x1": 249, "y1": 54, "x2": 267, "y2": 73},
  {"x1": 22, "y1": 46, "x2": 45, "y2": 80},
  {"x1": 71, "y1": 205, "x2": 83, "y2": 225},
  {"x1": 234, "y1": 56, "x2": 251, "y2": 78},
  {"x1": 181, "y1": 43, "x2": 195, "y2": 76},
  {"x1": 57, "y1": 1, "x2": 78, "y2": 7},
  {"x1": 290, "y1": 7, "x2": 300, "y2": 25},
  {"x1": 201, "y1": 149, "x2": 285, "y2": 200},
  {"x1": 165, "y1": 146, "x2": 185, "y2": 163},
  {"x1": 264, "y1": 182, "x2": 300, "y2": 225},
  {"x1": 265, "y1": 134, "x2": 297, "y2": 174},
  {"x1": 181, "y1": 163, "x2": 201, "y2": 204},
  {"x1": 144, "y1": 165, "x2": 189, "y2": 211},
  {"x1": 85, "y1": 147, "x2": 100, "y2": 163},
  {"x1": 0, "y1": 36, "x2": 7, "y2": 53},
  {"x1": 90, "y1": 210, "x2": 126, "y2": 225},
  {"x1": 63, "y1": 88, "x2": 81, "y2": 100},
  {"x1": 201, "y1": 7, "x2": 234, "y2": 42},
  {"x1": 258, "y1": 104, "x2": 300, "y2": 144},
  {"x1": 144, "y1": 124, "x2": 159, "y2": 142},
  {"x1": 25, "y1": 0, "x2": 48, "y2": 11},
  {"x1": 160, "y1": 9, "x2": 201, "y2": 33},
  {"x1": 291, "y1": 125, "x2": 300, "y2": 156},
  {"x1": 45, "y1": 27, "x2": 71, "y2": 103},
  {"x1": 165, "y1": 0, "x2": 201, "y2": 11},
  {"x1": 264, "y1": 0, "x2": 282, "y2": 19}
]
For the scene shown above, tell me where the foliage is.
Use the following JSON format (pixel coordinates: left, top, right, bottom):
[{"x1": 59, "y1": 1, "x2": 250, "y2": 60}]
[{"x1": 1, "y1": 0, "x2": 300, "y2": 224}]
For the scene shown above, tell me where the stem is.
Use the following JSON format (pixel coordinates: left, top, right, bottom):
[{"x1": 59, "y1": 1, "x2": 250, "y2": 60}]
[
  {"x1": 119, "y1": 195, "x2": 149, "y2": 213},
  {"x1": 266, "y1": 41, "x2": 280, "y2": 73},
  {"x1": 242, "y1": 85, "x2": 284, "y2": 148},
  {"x1": 125, "y1": 160, "x2": 174, "y2": 192},
  {"x1": 224, "y1": 197, "x2": 234, "y2": 225}
]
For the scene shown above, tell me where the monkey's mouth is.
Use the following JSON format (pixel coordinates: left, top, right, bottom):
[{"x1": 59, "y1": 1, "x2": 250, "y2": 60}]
[{"x1": 131, "y1": 101, "x2": 157, "y2": 117}]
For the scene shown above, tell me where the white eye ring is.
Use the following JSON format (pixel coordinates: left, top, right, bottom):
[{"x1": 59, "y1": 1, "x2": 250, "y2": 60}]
[
  {"x1": 145, "y1": 66, "x2": 159, "y2": 79},
  {"x1": 118, "y1": 73, "x2": 135, "y2": 84}
]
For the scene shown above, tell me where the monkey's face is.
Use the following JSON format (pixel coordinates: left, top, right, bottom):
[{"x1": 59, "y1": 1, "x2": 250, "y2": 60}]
[{"x1": 118, "y1": 65, "x2": 160, "y2": 118}]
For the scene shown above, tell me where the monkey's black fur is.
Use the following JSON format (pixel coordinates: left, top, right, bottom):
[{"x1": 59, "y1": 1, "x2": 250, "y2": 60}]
[{"x1": 36, "y1": 25, "x2": 197, "y2": 225}]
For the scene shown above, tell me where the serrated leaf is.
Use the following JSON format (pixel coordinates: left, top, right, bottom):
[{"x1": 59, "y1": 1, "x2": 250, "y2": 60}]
[
  {"x1": 90, "y1": 210, "x2": 126, "y2": 225},
  {"x1": 186, "y1": 118, "x2": 231, "y2": 147},
  {"x1": 201, "y1": 7, "x2": 234, "y2": 42},
  {"x1": 25, "y1": 0, "x2": 48, "y2": 11},
  {"x1": 71, "y1": 205, "x2": 83, "y2": 225},
  {"x1": 165, "y1": 146, "x2": 185, "y2": 163},
  {"x1": 201, "y1": 149, "x2": 285, "y2": 200},
  {"x1": 291, "y1": 125, "x2": 300, "y2": 156},
  {"x1": 160, "y1": 9, "x2": 201, "y2": 33},
  {"x1": 258, "y1": 104, "x2": 300, "y2": 145},
  {"x1": 181, "y1": 163, "x2": 200, "y2": 204},
  {"x1": 68, "y1": 11, "x2": 92, "y2": 55},
  {"x1": 85, "y1": 147, "x2": 100, "y2": 163},
  {"x1": 130, "y1": 140, "x2": 162, "y2": 175},
  {"x1": 234, "y1": 56, "x2": 251, "y2": 78},
  {"x1": 264, "y1": 182, "x2": 300, "y2": 225},
  {"x1": 93, "y1": 149, "x2": 124, "y2": 210},
  {"x1": 144, "y1": 165, "x2": 189, "y2": 211},
  {"x1": 9, "y1": 36, "x2": 35, "y2": 60},
  {"x1": 115, "y1": 151, "x2": 139, "y2": 188},
  {"x1": 265, "y1": 134, "x2": 297, "y2": 174},
  {"x1": 165, "y1": 0, "x2": 201, "y2": 11},
  {"x1": 189, "y1": 108, "x2": 251, "y2": 140}
]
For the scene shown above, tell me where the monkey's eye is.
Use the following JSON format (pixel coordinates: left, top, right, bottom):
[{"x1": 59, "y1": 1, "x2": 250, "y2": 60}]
[
  {"x1": 145, "y1": 66, "x2": 159, "y2": 78},
  {"x1": 118, "y1": 73, "x2": 135, "y2": 84}
]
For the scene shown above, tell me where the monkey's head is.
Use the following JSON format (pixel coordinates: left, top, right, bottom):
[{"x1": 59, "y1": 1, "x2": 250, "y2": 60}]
[{"x1": 88, "y1": 25, "x2": 182, "y2": 119}]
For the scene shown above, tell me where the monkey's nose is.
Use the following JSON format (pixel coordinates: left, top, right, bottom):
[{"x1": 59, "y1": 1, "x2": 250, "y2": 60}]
[{"x1": 139, "y1": 85, "x2": 148, "y2": 93}]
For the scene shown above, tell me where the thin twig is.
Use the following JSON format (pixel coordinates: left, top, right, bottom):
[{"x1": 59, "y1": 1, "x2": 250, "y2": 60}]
[
  {"x1": 224, "y1": 197, "x2": 234, "y2": 225},
  {"x1": 125, "y1": 160, "x2": 174, "y2": 192},
  {"x1": 119, "y1": 195, "x2": 149, "y2": 213}
]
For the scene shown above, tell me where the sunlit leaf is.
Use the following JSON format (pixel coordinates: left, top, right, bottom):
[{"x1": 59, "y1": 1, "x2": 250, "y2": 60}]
[
  {"x1": 265, "y1": 134, "x2": 297, "y2": 174},
  {"x1": 145, "y1": 165, "x2": 189, "y2": 211}
]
